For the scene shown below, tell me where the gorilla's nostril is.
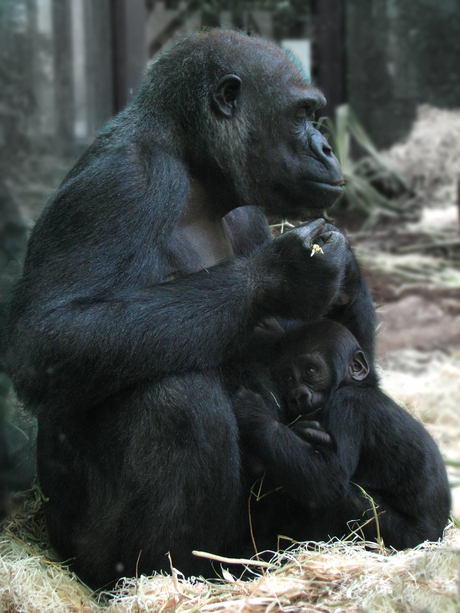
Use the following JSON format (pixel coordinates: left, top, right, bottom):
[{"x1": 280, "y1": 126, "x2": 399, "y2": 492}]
[{"x1": 311, "y1": 133, "x2": 334, "y2": 162}]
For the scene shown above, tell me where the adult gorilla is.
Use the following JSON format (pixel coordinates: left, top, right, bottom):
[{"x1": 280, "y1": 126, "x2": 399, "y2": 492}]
[{"x1": 6, "y1": 30, "x2": 375, "y2": 587}]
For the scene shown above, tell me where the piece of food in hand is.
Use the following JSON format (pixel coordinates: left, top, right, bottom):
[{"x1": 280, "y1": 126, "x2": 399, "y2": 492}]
[{"x1": 310, "y1": 243, "x2": 324, "y2": 257}]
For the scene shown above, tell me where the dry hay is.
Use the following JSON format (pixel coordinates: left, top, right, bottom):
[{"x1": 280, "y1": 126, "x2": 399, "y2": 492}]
[
  {"x1": 383, "y1": 105, "x2": 460, "y2": 206},
  {"x1": 379, "y1": 349, "x2": 460, "y2": 437},
  {"x1": 0, "y1": 489, "x2": 458, "y2": 613}
]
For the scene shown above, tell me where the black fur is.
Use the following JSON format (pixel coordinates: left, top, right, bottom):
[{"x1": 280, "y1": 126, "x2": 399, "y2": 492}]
[
  {"x1": 6, "y1": 30, "x2": 376, "y2": 586},
  {"x1": 234, "y1": 320, "x2": 451, "y2": 551}
]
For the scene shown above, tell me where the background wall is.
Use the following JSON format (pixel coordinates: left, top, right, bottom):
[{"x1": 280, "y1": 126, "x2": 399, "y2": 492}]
[{"x1": 347, "y1": 0, "x2": 460, "y2": 148}]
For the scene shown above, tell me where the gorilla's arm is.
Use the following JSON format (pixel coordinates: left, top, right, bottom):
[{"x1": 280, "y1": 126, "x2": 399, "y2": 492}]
[
  {"x1": 325, "y1": 236, "x2": 376, "y2": 360},
  {"x1": 6, "y1": 148, "x2": 346, "y2": 415},
  {"x1": 233, "y1": 388, "x2": 361, "y2": 508},
  {"x1": 223, "y1": 206, "x2": 273, "y2": 256}
]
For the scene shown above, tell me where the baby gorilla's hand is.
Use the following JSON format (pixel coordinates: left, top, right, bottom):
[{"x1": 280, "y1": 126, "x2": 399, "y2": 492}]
[
  {"x1": 291, "y1": 420, "x2": 333, "y2": 447},
  {"x1": 233, "y1": 387, "x2": 280, "y2": 439}
]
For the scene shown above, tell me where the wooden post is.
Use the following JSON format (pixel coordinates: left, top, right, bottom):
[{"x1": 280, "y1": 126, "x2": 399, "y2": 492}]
[
  {"x1": 111, "y1": 0, "x2": 147, "y2": 112},
  {"x1": 457, "y1": 177, "x2": 460, "y2": 233},
  {"x1": 53, "y1": 0, "x2": 75, "y2": 153},
  {"x1": 311, "y1": 0, "x2": 347, "y2": 116}
]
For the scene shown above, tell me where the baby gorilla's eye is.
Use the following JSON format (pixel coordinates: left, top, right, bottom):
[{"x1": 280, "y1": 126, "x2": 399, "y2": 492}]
[{"x1": 303, "y1": 365, "x2": 318, "y2": 378}]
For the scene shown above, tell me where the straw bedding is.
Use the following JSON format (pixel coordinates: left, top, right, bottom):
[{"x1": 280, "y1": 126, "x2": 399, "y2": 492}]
[
  {"x1": 383, "y1": 105, "x2": 460, "y2": 206},
  {"x1": 0, "y1": 485, "x2": 458, "y2": 613}
]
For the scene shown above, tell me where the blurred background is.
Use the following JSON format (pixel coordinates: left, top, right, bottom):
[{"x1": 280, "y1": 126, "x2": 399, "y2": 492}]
[{"x1": 0, "y1": 0, "x2": 459, "y2": 519}]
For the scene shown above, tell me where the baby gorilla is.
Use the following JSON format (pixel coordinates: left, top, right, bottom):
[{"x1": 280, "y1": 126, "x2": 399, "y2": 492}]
[{"x1": 234, "y1": 320, "x2": 451, "y2": 551}]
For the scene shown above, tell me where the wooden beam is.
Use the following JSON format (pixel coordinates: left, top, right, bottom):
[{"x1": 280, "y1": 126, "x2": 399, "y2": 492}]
[
  {"x1": 53, "y1": 0, "x2": 75, "y2": 152},
  {"x1": 312, "y1": 0, "x2": 346, "y2": 116},
  {"x1": 111, "y1": 0, "x2": 147, "y2": 112}
]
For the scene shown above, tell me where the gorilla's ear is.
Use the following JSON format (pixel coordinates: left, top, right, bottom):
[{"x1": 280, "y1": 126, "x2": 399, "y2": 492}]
[
  {"x1": 349, "y1": 350, "x2": 369, "y2": 381},
  {"x1": 212, "y1": 75, "x2": 242, "y2": 118}
]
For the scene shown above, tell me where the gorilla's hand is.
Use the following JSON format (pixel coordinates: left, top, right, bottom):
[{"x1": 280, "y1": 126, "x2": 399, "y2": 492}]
[
  {"x1": 250, "y1": 219, "x2": 348, "y2": 321},
  {"x1": 233, "y1": 387, "x2": 280, "y2": 438},
  {"x1": 320, "y1": 223, "x2": 357, "y2": 307},
  {"x1": 291, "y1": 419, "x2": 334, "y2": 448}
]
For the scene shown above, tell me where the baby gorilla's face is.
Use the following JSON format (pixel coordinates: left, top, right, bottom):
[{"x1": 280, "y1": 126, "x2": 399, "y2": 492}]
[
  {"x1": 272, "y1": 321, "x2": 370, "y2": 420},
  {"x1": 274, "y1": 349, "x2": 332, "y2": 418}
]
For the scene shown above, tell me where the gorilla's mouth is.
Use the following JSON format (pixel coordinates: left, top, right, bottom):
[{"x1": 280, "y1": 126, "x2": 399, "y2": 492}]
[
  {"x1": 311, "y1": 180, "x2": 345, "y2": 193},
  {"x1": 303, "y1": 179, "x2": 345, "y2": 209}
]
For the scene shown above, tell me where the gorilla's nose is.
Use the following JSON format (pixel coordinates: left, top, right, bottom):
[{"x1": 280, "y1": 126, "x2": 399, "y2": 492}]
[
  {"x1": 311, "y1": 132, "x2": 342, "y2": 178},
  {"x1": 289, "y1": 385, "x2": 312, "y2": 413}
]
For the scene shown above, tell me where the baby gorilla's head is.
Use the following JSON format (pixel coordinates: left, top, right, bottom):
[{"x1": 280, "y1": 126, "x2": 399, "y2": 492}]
[{"x1": 272, "y1": 320, "x2": 370, "y2": 417}]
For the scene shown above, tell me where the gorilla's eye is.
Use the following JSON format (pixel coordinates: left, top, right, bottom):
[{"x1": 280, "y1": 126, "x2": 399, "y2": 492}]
[
  {"x1": 294, "y1": 106, "x2": 316, "y2": 124},
  {"x1": 303, "y1": 365, "x2": 317, "y2": 378}
]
